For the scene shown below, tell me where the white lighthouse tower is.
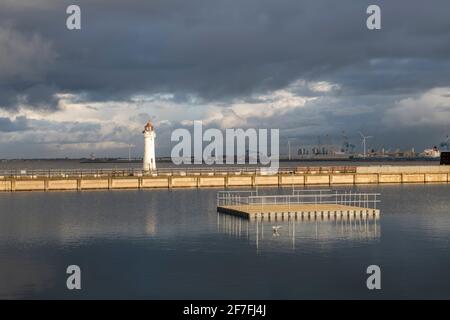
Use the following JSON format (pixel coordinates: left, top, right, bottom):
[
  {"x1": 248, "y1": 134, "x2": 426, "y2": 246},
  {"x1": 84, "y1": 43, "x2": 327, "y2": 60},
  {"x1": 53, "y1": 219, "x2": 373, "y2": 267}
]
[{"x1": 143, "y1": 120, "x2": 156, "y2": 171}]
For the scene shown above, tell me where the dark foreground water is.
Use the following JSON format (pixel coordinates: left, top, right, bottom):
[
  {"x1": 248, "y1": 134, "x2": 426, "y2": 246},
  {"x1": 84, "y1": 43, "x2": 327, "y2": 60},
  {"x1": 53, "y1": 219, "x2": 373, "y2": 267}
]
[{"x1": 0, "y1": 184, "x2": 449, "y2": 299}]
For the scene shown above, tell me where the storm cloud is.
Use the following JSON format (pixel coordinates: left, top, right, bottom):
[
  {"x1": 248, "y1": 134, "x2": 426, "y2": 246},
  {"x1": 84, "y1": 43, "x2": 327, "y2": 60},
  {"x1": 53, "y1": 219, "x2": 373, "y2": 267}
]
[{"x1": 0, "y1": 0, "x2": 450, "y2": 157}]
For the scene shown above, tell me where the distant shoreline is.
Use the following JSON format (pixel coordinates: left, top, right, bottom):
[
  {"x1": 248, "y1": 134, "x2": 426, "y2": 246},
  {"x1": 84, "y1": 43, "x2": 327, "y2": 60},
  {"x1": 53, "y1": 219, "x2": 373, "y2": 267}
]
[{"x1": 0, "y1": 157, "x2": 442, "y2": 163}]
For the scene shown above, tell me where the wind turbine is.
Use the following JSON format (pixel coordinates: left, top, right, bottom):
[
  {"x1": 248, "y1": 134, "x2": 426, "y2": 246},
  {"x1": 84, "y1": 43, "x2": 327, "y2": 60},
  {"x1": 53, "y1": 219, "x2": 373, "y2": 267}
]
[
  {"x1": 287, "y1": 137, "x2": 298, "y2": 160},
  {"x1": 288, "y1": 139, "x2": 292, "y2": 160},
  {"x1": 128, "y1": 144, "x2": 135, "y2": 162},
  {"x1": 359, "y1": 132, "x2": 373, "y2": 158}
]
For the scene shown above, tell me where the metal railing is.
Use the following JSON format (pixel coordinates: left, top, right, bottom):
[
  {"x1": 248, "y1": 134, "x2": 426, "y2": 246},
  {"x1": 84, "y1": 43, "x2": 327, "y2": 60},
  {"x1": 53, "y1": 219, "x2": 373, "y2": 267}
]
[
  {"x1": 0, "y1": 165, "x2": 358, "y2": 179},
  {"x1": 217, "y1": 190, "x2": 259, "y2": 207},
  {"x1": 217, "y1": 190, "x2": 259, "y2": 197},
  {"x1": 292, "y1": 188, "x2": 333, "y2": 195},
  {"x1": 217, "y1": 189, "x2": 380, "y2": 209}
]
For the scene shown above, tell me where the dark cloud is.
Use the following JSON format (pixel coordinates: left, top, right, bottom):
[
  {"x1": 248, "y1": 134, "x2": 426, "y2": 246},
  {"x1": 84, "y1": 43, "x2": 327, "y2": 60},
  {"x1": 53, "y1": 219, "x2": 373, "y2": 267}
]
[
  {"x1": 1, "y1": 0, "x2": 450, "y2": 109},
  {"x1": 0, "y1": 116, "x2": 29, "y2": 132},
  {"x1": 0, "y1": 23, "x2": 57, "y2": 110},
  {"x1": 0, "y1": 0, "x2": 450, "y2": 157}
]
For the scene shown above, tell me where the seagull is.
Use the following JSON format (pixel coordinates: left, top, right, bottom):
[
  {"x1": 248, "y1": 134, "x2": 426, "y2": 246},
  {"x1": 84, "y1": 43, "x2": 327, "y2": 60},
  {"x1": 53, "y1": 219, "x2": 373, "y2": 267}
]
[{"x1": 272, "y1": 225, "x2": 281, "y2": 236}]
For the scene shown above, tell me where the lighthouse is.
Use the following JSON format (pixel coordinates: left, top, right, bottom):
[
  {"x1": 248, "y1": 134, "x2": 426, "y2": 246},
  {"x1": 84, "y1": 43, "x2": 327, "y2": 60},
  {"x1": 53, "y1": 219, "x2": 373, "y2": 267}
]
[{"x1": 143, "y1": 121, "x2": 156, "y2": 171}]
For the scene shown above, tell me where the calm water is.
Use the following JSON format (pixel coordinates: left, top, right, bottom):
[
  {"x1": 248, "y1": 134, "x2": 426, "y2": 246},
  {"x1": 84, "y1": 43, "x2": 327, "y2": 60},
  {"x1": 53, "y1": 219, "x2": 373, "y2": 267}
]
[
  {"x1": 0, "y1": 184, "x2": 449, "y2": 299},
  {"x1": 0, "y1": 159, "x2": 440, "y2": 171}
]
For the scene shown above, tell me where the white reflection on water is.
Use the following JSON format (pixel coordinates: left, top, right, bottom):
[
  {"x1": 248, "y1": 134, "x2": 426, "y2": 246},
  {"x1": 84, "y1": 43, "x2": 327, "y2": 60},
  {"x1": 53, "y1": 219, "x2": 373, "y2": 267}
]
[{"x1": 217, "y1": 213, "x2": 380, "y2": 252}]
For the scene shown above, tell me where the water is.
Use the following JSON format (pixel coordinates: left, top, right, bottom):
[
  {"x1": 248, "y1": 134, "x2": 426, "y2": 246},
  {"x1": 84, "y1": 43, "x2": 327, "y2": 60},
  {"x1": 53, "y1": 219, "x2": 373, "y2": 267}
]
[
  {"x1": 0, "y1": 184, "x2": 449, "y2": 299},
  {"x1": 0, "y1": 159, "x2": 440, "y2": 171}
]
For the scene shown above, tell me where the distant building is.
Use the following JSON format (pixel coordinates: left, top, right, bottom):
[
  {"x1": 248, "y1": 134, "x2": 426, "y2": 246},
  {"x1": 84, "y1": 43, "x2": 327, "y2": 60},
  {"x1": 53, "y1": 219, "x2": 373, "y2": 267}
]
[
  {"x1": 422, "y1": 146, "x2": 440, "y2": 158},
  {"x1": 441, "y1": 151, "x2": 450, "y2": 165}
]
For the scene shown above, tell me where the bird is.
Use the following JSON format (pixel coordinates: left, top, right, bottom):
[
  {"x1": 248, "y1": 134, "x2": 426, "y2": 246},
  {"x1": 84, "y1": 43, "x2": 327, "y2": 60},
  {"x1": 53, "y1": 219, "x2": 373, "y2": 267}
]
[{"x1": 272, "y1": 225, "x2": 281, "y2": 236}]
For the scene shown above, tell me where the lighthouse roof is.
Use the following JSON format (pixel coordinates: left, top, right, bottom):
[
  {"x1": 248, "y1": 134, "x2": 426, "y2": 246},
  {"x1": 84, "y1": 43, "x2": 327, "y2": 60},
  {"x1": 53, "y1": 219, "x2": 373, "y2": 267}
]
[{"x1": 144, "y1": 121, "x2": 154, "y2": 132}]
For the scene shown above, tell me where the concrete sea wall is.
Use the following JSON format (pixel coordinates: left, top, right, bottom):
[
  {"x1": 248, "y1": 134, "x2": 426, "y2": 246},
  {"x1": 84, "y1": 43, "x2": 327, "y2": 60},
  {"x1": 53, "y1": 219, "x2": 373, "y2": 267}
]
[{"x1": 0, "y1": 165, "x2": 449, "y2": 192}]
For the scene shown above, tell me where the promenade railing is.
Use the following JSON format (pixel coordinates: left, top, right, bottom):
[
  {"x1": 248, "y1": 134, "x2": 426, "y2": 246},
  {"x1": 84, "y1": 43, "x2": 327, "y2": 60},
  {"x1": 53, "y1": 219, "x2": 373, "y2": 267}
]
[{"x1": 0, "y1": 166, "x2": 358, "y2": 179}]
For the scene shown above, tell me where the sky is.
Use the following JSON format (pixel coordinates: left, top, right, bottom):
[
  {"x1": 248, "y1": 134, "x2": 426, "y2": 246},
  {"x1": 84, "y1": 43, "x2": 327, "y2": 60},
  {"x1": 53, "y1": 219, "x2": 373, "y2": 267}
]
[{"x1": 0, "y1": 0, "x2": 450, "y2": 158}]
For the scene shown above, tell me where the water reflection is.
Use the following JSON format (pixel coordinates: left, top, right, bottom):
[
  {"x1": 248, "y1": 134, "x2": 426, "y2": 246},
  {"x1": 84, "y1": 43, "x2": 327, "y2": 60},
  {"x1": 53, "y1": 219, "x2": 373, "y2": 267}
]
[
  {"x1": 0, "y1": 184, "x2": 449, "y2": 299},
  {"x1": 217, "y1": 213, "x2": 380, "y2": 252}
]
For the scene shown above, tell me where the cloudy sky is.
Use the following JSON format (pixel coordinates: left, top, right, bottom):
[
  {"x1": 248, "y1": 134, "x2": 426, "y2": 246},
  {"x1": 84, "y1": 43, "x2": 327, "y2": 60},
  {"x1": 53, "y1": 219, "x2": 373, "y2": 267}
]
[{"x1": 0, "y1": 0, "x2": 450, "y2": 158}]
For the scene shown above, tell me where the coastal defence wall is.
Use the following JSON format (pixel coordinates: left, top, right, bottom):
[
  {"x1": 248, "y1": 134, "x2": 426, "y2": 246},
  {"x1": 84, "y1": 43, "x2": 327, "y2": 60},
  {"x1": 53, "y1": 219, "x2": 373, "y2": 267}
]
[{"x1": 0, "y1": 165, "x2": 449, "y2": 192}]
